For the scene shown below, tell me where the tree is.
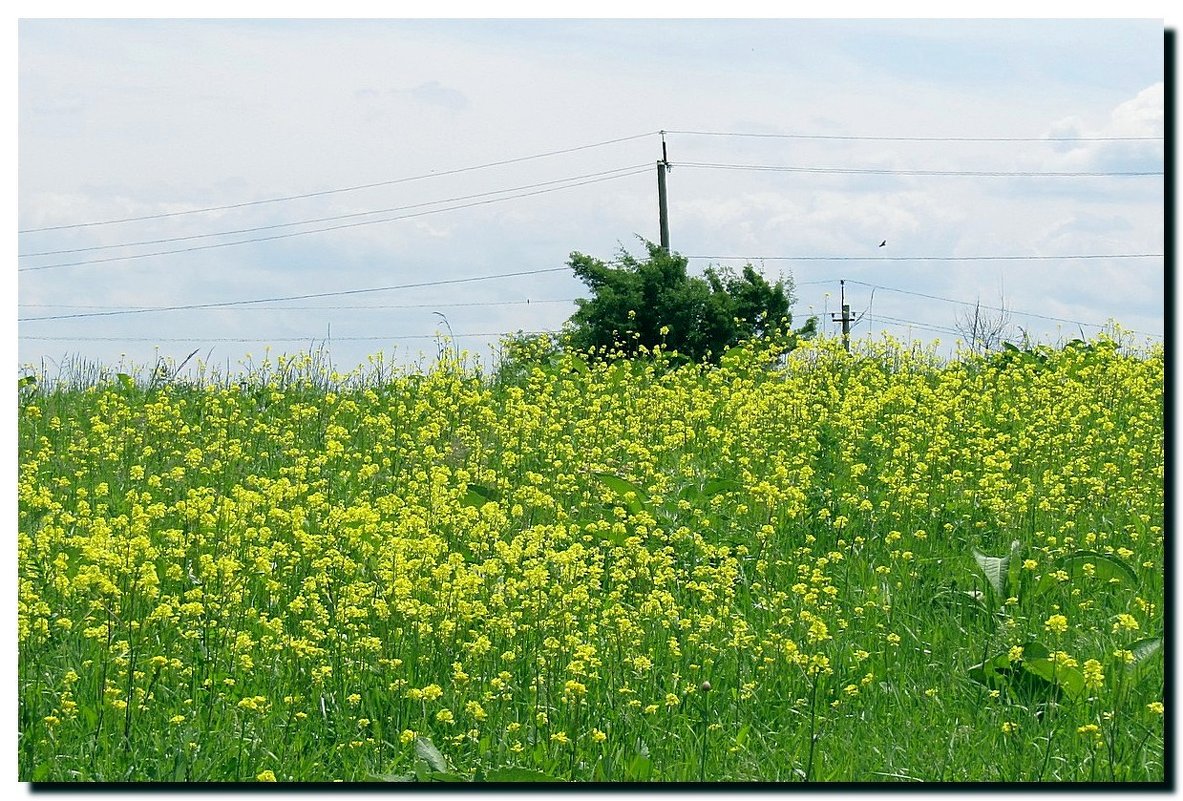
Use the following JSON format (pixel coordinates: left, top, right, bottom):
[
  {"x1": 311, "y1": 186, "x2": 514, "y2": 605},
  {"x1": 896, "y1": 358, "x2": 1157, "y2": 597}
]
[{"x1": 564, "y1": 240, "x2": 815, "y2": 363}]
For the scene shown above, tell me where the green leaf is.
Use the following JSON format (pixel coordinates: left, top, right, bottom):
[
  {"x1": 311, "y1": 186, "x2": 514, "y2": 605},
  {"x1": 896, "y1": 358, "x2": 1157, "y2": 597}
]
[
  {"x1": 970, "y1": 539, "x2": 1022, "y2": 599},
  {"x1": 1034, "y1": 550, "x2": 1138, "y2": 597},
  {"x1": 968, "y1": 650, "x2": 1018, "y2": 688},
  {"x1": 483, "y1": 767, "x2": 562, "y2": 782},
  {"x1": 625, "y1": 753, "x2": 653, "y2": 781},
  {"x1": 422, "y1": 771, "x2": 466, "y2": 782},
  {"x1": 735, "y1": 723, "x2": 750, "y2": 748},
  {"x1": 18, "y1": 375, "x2": 37, "y2": 390},
  {"x1": 1022, "y1": 640, "x2": 1051, "y2": 660},
  {"x1": 1021, "y1": 658, "x2": 1086, "y2": 701},
  {"x1": 1126, "y1": 636, "x2": 1163, "y2": 686},
  {"x1": 116, "y1": 373, "x2": 135, "y2": 390},
  {"x1": 972, "y1": 548, "x2": 1010, "y2": 597},
  {"x1": 414, "y1": 736, "x2": 449, "y2": 773},
  {"x1": 459, "y1": 483, "x2": 500, "y2": 508},
  {"x1": 702, "y1": 478, "x2": 742, "y2": 497},
  {"x1": 594, "y1": 473, "x2": 650, "y2": 516}
]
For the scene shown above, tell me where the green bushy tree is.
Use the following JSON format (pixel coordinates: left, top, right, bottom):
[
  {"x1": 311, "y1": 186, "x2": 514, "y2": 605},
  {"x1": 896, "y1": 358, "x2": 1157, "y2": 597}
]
[{"x1": 564, "y1": 240, "x2": 816, "y2": 363}]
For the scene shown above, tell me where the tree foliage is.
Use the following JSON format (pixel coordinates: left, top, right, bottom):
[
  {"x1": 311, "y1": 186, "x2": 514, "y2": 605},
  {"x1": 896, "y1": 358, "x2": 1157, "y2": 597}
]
[{"x1": 564, "y1": 240, "x2": 815, "y2": 364}]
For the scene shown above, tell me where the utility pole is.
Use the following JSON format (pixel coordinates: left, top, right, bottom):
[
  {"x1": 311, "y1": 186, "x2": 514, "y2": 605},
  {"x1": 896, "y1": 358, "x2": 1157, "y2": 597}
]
[
  {"x1": 830, "y1": 279, "x2": 853, "y2": 352},
  {"x1": 657, "y1": 131, "x2": 670, "y2": 252}
]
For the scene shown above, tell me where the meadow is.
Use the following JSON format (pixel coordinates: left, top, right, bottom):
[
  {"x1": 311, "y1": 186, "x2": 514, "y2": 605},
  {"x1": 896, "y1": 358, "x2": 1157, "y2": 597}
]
[{"x1": 17, "y1": 334, "x2": 1164, "y2": 782}]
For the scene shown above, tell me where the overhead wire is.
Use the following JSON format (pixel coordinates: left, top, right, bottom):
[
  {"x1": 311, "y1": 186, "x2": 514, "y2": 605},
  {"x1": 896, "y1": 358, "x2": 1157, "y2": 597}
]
[
  {"x1": 19, "y1": 298, "x2": 579, "y2": 312},
  {"x1": 20, "y1": 330, "x2": 562, "y2": 344},
  {"x1": 687, "y1": 253, "x2": 1163, "y2": 263},
  {"x1": 19, "y1": 165, "x2": 651, "y2": 259},
  {"x1": 18, "y1": 266, "x2": 573, "y2": 322},
  {"x1": 677, "y1": 161, "x2": 1163, "y2": 177},
  {"x1": 665, "y1": 128, "x2": 1164, "y2": 142},
  {"x1": 18, "y1": 131, "x2": 659, "y2": 233},
  {"x1": 19, "y1": 167, "x2": 651, "y2": 273},
  {"x1": 842, "y1": 279, "x2": 1163, "y2": 338}
]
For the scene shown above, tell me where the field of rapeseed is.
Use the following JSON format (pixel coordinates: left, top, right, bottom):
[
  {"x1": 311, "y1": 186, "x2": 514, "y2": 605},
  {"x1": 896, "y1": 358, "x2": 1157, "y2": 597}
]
[{"x1": 17, "y1": 334, "x2": 1164, "y2": 782}]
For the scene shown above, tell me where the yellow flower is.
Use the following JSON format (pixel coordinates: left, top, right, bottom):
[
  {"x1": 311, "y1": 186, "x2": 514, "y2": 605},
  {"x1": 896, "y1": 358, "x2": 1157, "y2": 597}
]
[
  {"x1": 1044, "y1": 614, "x2": 1068, "y2": 634},
  {"x1": 1112, "y1": 613, "x2": 1140, "y2": 632},
  {"x1": 400, "y1": 729, "x2": 416, "y2": 745},
  {"x1": 1082, "y1": 659, "x2": 1104, "y2": 691},
  {"x1": 257, "y1": 770, "x2": 277, "y2": 782},
  {"x1": 1148, "y1": 702, "x2": 1164, "y2": 715}
]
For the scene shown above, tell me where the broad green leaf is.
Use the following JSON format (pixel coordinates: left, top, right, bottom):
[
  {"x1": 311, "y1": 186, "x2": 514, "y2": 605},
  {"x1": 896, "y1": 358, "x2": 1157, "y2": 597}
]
[
  {"x1": 972, "y1": 548, "x2": 1010, "y2": 597},
  {"x1": 1021, "y1": 658, "x2": 1086, "y2": 701},
  {"x1": 484, "y1": 767, "x2": 562, "y2": 782},
  {"x1": 1063, "y1": 551, "x2": 1137, "y2": 585},
  {"x1": 1022, "y1": 640, "x2": 1051, "y2": 660},
  {"x1": 414, "y1": 736, "x2": 449, "y2": 773},
  {"x1": 625, "y1": 753, "x2": 653, "y2": 781},
  {"x1": 116, "y1": 373, "x2": 135, "y2": 390},
  {"x1": 1126, "y1": 636, "x2": 1163, "y2": 686},
  {"x1": 1005, "y1": 540, "x2": 1023, "y2": 599},
  {"x1": 422, "y1": 771, "x2": 466, "y2": 783},
  {"x1": 1034, "y1": 550, "x2": 1138, "y2": 597},
  {"x1": 594, "y1": 473, "x2": 649, "y2": 515},
  {"x1": 460, "y1": 483, "x2": 499, "y2": 508},
  {"x1": 968, "y1": 650, "x2": 1018, "y2": 688},
  {"x1": 18, "y1": 375, "x2": 36, "y2": 390},
  {"x1": 566, "y1": 355, "x2": 589, "y2": 375},
  {"x1": 720, "y1": 344, "x2": 748, "y2": 367},
  {"x1": 703, "y1": 478, "x2": 742, "y2": 497}
]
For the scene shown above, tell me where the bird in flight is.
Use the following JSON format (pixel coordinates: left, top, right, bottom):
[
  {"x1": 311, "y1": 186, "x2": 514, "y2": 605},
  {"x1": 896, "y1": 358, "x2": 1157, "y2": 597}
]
[{"x1": 879, "y1": 240, "x2": 887, "y2": 248}]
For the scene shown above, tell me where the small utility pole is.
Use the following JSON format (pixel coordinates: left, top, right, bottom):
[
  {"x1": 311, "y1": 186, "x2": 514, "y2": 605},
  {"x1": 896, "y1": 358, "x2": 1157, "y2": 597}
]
[
  {"x1": 830, "y1": 279, "x2": 853, "y2": 352},
  {"x1": 657, "y1": 131, "x2": 670, "y2": 252}
]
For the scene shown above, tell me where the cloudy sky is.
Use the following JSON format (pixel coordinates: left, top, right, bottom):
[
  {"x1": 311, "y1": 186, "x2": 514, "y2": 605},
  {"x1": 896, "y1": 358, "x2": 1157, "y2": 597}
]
[{"x1": 15, "y1": 14, "x2": 1167, "y2": 377}]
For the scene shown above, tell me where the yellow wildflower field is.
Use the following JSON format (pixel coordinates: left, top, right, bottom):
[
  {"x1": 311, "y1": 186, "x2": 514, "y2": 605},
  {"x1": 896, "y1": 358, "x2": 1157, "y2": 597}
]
[{"x1": 17, "y1": 335, "x2": 1164, "y2": 782}]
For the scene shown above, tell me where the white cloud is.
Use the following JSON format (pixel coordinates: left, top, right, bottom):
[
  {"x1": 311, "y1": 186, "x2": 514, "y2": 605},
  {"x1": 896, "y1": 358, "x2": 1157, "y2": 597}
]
[{"x1": 16, "y1": 19, "x2": 1165, "y2": 372}]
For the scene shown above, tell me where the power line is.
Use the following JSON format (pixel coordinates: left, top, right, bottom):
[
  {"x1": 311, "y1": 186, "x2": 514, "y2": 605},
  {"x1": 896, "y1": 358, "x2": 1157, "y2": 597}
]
[
  {"x1": 18, "y1": 132, "x2": 658, "y2": 233},
  {"x1": 20, "y1": 330, "x2": 560, "y2": 344},
  {"x1": 688, "y1": 253, "x2": 1164, "y2": 263},
  {"x1": 843, "y1": 278, "x2": 1163, "y2": 338},
  {"x1": 18, "y1": 168, "x2": 650, "y2": 273},
  {"x1": 18, "y1": 266, "x2": 573, "y2": 322},
  {"x1": 869, "y1": 313, "x2": 963, "y2": 337},
  {"x1": 19, "y1": 298, "x2": 579, "y2": 312},
  {"x1": 19, "y1": 165, "x2": 650, "y2": 259},
  {"x1": 666, "y1": 129, "x2": 1164, "y2": 143},
  {"x1": 678, "y1": 161, "x2": 1163, "y2": 177}
]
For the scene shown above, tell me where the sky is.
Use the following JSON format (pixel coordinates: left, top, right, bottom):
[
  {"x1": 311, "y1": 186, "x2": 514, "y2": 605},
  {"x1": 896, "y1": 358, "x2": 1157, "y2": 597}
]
[{"x1": 15, "y1": 13, "x2": 1168, "y2": 379}]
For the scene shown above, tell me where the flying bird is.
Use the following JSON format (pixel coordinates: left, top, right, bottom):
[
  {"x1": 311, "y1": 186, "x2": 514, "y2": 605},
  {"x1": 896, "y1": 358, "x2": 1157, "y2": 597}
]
[{"x1": 879, "y1": 240, "x2": 887, "y2": 248}]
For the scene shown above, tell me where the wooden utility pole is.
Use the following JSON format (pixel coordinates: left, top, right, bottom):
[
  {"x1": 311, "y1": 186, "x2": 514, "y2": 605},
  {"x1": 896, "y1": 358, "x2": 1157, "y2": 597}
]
[
  {"x1": 830, "y1": 279, "x2": 854, "y2": 352},
  {"x1": 657, "y1": 131, "x2": 670, "y2": 252}
]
